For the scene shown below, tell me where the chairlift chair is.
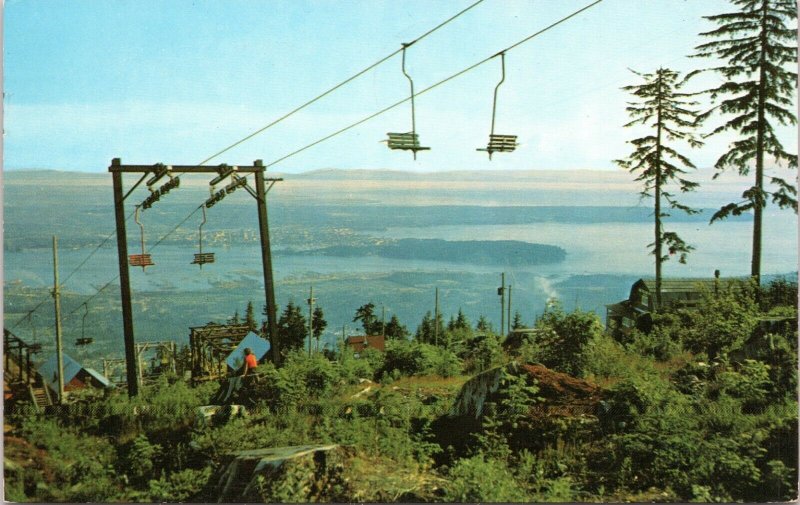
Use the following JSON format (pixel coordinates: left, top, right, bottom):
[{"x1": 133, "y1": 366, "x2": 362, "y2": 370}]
[
  {"x1": 129, "y1": 206, "x2": 154, "y2": 269},
  {"x1": 191, "y1": 205, "x2": 215, "y2": 268},
  {"x1": 75, "y1": 303, "x2": 94, "y2": 346},
  {"x1": 386, "y1": 43, "x2": 430, "y2": 158},
  {"x1": 477, "y1": 52, "x2": 518, "y2": 159}
]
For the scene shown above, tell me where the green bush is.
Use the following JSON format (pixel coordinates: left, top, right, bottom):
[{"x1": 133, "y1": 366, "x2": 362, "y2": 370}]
[
  {"x1": 533, "y1": 303, "x2": 604, "y2": 376},
  {"x1": 583, "y1": 334, "x2": 659, "y2": 381},
  {"x1": 456, "y1": 333, "x2": 505, "y2": 374},
  {"x1": 444, "y1": 455, "x2": 531, "y2": 502},
  {"x1": 380, "y1": 340, "x2": 461, "y2": 377},
  {"x1": 682, "y1": 282, "x2": 759, "y2": 360},
  {"x1": 13, "y1": 417, "x2": 119, "y2": 502},
  {"x1": 147, "y1": 467, "x2": 212, "y2": 502}
]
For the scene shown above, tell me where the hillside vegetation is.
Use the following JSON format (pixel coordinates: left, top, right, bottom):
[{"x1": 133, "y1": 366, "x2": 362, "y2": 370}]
[{"x1": 5, "y1": 279, "x2": 796, "y2": 502}]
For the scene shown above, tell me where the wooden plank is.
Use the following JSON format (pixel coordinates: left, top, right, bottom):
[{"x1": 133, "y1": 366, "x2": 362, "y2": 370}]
[{"x1": 129, "y1": 254, "x2": 154, "y2": 267}]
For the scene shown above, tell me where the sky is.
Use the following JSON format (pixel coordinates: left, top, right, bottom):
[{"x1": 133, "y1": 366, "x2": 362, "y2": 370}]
[{"x1": 3, "y1": 0, "x2": 797, "y2": 174}]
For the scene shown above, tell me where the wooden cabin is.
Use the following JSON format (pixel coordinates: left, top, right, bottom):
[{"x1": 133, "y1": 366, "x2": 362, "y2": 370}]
[
  {"x1": 346, "y1": 335, "x2": 385, "y2": 354},
  {"x1": 37, "y1": 353, "x2": 113, "y2": 396},
  {"x1": 606, "y1": 275, "x2": 737, "y2": 340}
]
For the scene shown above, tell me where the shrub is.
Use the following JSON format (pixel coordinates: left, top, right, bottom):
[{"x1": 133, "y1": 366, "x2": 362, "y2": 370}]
[
  {"x1": 444, "y1": 455, "x2": 531, "y2": 502},
  {"x1": 456, "y1": 333, "x2": 504, "y2": 374},
  {"x1": 380, "y1": 340, "x2": 461, "y2": 377},
  {"x1": 147, "y1": 467, "x2": 212, "y2": 502},
  {"x1": 682, "y1": 281, "x2": 759, "y2": 360},
  {"x1": 534, "y1": 303, "x2": 604, "y2": 376}
]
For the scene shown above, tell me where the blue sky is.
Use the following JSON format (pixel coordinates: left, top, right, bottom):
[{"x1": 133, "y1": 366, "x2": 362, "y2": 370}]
[{"x1": 3, "y1": 0, "x2": 796, "y2": 173}]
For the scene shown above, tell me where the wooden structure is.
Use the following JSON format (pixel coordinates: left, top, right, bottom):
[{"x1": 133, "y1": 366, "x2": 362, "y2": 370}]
[
  {"x1": 38, "y1": 353, "x2": 113, "y2": 396},
  {"x1": 606, "y1": 276, "x2": 737, "y2": 340},
  {"x1": 3, "y1": 329, "x2": 51, "y2": 410},
  {"x1": 346, "y1": 335, "x2": 386, "y2": 354},
  {"x1": 4, "y1": 329, "x2": 41, "y2": 388},
  {"x1": 103, "y1": 358, "x2": 128, "y2": 387},
  {"x1": 190, "y1": 323, "x2": 254, "y2": 381},
  {"x1": 135, "y1": 341, "x2": 177, "y2": 387},
  {"x1": 110, "y1": 159, "x2": 282, "y2": 396}
]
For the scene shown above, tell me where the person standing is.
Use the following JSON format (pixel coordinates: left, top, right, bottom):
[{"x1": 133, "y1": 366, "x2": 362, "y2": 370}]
[{"x1": 241, "y1": 347, "x2": 257, "y2": 376}]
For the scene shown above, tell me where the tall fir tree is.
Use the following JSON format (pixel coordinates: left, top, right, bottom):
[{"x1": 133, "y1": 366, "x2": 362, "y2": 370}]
[
  {"x1": 615, "y1": 67, "x2": 702, "y2": 309},
  {"x1": 353, "y1": 302, "x2": 380, "y2": 335},
  {"x1": 415, "y1": 311, "x2": 434, "y2": 343},
  {"x1": 511, "y1": 311, "x2": 525, "y2": 330},
  {"x1": 384, "y1": 314, "x2": 409, "y2": 340},
  {"x1": 475, "y1": 315, "x2": 493, "y2": 334},
  {"x1": 276, "y1": 301, "x2": 307, "y2": 356},
  {"x1": 448, "y1": 308, "x2": 471, "y2": 331},
  {"x1": 312, "y1": 306, "x2": 327, "y2": 339},
  {"x1": 690, "y1": 0, "x2": 798, "y2": 283},
  {"x1": 244, "y1": 301, "x2": 257, "y2": 332}
]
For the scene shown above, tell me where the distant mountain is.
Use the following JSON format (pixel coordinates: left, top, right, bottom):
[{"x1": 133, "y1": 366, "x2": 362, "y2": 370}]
[{"x1": 292, "y1": 167, "x2": 628, "y2": 183}]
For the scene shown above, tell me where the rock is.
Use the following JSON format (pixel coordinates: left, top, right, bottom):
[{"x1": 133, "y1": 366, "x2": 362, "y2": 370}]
[
  {"x1": 433, "y1": 362, "x2": 605, "y2": 460},
  {"x1": 195, "y1": 405, "x2": 247, "y2": 428},
  {"x1": 210, "y1": 444, "x2": 349, "y2": 503}
]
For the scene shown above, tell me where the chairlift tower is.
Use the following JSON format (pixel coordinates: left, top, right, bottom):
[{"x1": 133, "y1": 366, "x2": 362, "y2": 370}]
[{"x1": 110, "y1": 158, "x2": 282, "y2": 396}]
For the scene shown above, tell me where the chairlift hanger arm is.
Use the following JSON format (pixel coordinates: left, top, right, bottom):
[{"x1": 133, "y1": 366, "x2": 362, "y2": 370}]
[{"x1": 490, "y1": 52, "x2": 506, "y2": 137}]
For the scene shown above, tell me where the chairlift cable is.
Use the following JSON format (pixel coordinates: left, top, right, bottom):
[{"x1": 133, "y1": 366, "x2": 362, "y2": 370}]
[
  {"x1": 64, "y1": 205, "x2": 204, "y2": 319},
  {"x1": 16, "y1": 0, "x2": 603, "y2": 328},
  {"x1": 8, "y1": 208, "x2": 136, "y2": 330},
  {"x1": 192, "y1": 0, "x2": 487, "y2": 168},
  {"x1": 264, "y1": 0, "x2": 605, "y2": 169}
]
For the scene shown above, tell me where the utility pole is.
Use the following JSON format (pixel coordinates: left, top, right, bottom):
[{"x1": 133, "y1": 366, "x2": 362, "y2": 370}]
[
  {"x1": 307, "y1": 286, "x2": 315, "y2": 356},
  {"x1": 498, "y1": 272, "x2": 506, "y2": 336},
  {"x1": 507, "y1": 285, "x2": 512, "y2": 334},
  {"x1": 434, "y1": 287, "x2": 439, "y2": 346},
  {"x1": 51, "y1": 236, "x2": 65, "y2": 403}
]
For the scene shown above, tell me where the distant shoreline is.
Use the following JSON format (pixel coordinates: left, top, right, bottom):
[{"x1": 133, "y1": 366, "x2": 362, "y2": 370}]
[{"x1": 296, "y1": 238, "x2": 567, "y2": 267}]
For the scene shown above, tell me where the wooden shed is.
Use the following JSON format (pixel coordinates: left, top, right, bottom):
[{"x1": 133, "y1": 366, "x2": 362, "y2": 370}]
[
  {"x1": 606, "y1": 276, "x2": 738, "y2": 340},
  {"x1": 346, "y1": 335, "x2": 385, "y2": 354}
]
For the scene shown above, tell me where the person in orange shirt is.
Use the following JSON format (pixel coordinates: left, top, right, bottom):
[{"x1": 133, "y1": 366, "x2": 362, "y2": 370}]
[{"x1": 241, "y1": 348, "x2": 258, "y2": 376}]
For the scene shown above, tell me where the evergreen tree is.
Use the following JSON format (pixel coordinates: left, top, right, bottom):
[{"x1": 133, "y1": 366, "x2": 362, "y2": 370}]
[
  {"x1": 228, "y1": 310, "x2": 241, "y2": 325},
  {"x1": 448, "y1": 308, "x2": 471, "y2": 331},
  {"x1": 476, "y1": 315, "x2": 493, "y2": 334},
  {"x1": 511, "y1": 311, "x2": 525, "y2": 330},
  {"x1": 415, "y1": 311, "x2": 435, "y2": 343},
  {"x1": 312, "y1": 306, "x2": 327, "y2": 338},
  {"x1": 353, "y1": 302, "x2": 379, "y2": 335},
  {"x1": 277, "y1": 301, "x2": 307, "y2": 355},
  {"x1": 244, "y1": 301, "x2": 257, "y2": 332},
  {"x1": 615, "y1": 67, "x2": 702, "y2": 309},
  {"x1": 384, "y1": 314, "x2": 410, "y2": 340},
  {"x1": 690, "y1": 0, "x2": 798, "y2": 283}
]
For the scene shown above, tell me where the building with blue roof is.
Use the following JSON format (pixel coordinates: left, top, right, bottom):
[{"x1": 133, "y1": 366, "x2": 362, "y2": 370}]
[{"x1": 37, "y1": 353, "x2": 114, "y2": 394}]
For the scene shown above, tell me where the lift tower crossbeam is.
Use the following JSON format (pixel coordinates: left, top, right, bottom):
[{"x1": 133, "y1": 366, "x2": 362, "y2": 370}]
[{"x1": 109, "y1": 158, "x2": 282, "y2": 397}]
